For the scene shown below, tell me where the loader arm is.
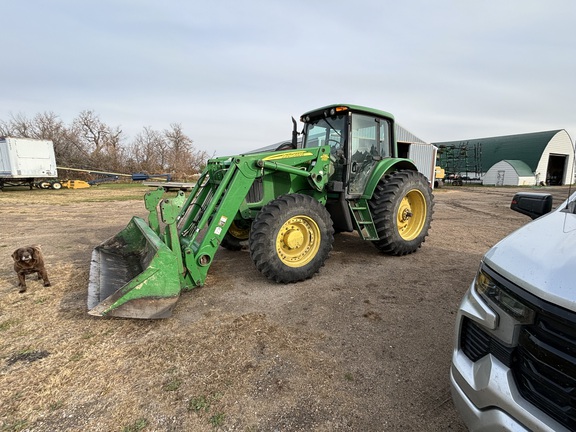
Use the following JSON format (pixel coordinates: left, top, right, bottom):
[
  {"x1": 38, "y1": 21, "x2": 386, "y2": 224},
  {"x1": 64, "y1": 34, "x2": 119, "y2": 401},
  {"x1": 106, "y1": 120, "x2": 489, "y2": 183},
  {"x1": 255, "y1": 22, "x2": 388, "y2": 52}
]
[
  {"x1": 87, "y1": 146, "x2": 331, "y2": 318},
  {"x1": 178, "y1": 148, "x2": 331, "y2": 287}
]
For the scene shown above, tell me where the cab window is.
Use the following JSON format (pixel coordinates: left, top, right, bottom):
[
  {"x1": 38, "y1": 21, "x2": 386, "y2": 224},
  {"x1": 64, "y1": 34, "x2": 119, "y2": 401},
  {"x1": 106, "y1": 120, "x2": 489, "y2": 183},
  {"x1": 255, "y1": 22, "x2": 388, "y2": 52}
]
[{"x1": 303, "y1": 115, "x2": 346, "y2": 154}]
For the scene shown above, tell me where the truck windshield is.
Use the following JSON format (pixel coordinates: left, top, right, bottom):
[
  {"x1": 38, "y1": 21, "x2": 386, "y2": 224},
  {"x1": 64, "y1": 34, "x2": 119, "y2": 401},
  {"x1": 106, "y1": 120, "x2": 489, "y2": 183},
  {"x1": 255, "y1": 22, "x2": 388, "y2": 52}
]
[{"x1": 302, "y1": 115, "x2": 346, "y2": 154}]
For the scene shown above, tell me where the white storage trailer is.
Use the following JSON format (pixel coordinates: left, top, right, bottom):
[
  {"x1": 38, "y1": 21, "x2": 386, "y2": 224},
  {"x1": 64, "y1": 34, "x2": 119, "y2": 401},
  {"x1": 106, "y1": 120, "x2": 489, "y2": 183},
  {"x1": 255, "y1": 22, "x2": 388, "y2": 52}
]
[{"x1": 0, "y1": 137, "x2": 59, "y2": 190}]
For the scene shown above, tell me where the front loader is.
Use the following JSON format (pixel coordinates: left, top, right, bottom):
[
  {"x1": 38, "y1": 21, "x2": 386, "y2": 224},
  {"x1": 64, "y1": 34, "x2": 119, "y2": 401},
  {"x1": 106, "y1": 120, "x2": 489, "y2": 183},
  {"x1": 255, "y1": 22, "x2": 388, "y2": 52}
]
[{"x1": 88, "y1": 104, "x2": 434, "y2": 319}]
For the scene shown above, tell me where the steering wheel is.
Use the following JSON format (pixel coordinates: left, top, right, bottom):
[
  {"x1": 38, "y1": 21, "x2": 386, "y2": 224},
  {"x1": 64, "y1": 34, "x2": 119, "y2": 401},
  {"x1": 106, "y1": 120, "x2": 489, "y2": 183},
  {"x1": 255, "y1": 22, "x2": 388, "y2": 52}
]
[{"x1": 328, "y1": 148, "x2": 345, "y2": 178}]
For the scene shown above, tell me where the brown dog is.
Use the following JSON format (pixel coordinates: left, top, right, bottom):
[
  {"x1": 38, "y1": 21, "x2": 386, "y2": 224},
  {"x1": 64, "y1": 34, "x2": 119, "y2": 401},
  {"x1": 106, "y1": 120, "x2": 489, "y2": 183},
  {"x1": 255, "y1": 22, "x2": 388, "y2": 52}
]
[{"x1": 12, "y1": 246, "x2": 51, "y2": 293}]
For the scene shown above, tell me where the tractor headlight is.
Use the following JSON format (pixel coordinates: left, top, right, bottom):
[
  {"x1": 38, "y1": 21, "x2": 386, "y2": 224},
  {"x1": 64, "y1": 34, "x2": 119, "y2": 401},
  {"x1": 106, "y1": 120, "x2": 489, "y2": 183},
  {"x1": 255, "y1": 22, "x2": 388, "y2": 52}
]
[{"x1": 474, "y1": 268, "x2": 535, "y2": 324}]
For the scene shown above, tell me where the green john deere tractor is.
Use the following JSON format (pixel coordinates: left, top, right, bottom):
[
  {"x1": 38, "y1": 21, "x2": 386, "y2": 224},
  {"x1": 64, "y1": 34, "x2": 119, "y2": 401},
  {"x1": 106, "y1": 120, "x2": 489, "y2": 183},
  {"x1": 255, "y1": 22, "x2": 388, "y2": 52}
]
[{"x1": 87, "y1": 104, "x2": 434, "y2": 319}]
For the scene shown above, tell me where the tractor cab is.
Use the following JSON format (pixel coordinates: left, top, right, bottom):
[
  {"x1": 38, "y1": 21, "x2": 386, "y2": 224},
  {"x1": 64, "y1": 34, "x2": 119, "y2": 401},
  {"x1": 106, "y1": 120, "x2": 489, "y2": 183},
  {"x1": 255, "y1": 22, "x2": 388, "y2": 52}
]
[{"x1": 300, "y1": 104, "x2": 395, "y2": 196}]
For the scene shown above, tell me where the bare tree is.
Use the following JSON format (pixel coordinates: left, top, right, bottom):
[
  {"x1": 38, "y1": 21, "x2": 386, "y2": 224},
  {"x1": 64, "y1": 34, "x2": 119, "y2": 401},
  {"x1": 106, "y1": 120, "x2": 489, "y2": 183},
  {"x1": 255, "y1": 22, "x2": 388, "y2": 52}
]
[
  {"x1": 0, "y1": 113, "x2": 34, "y2": 137},
  {"x1": 0, "y1": 118, "x2": 9, "y2": 137},
  {"x1": 70, "y1": 110, "x2": 124, "y2": 170},
  {"x1": 72, "y1": 110, "x2": 122, "y2": 154},
  {"x1": 164, "y1": 123, "x2": 209, "y2": 176},
  {"x1": 0, "y1": 111, "x2": 67, "y2": 142},
  {"x1": 29, "y1": 112, "x2": 64, "y2": 139},
  {"x1": 0, "y1": 110, "x2": 207, "y2": 178},
  {"x1": 128, "y1": 127, "x2": 166, "y2": 173}
]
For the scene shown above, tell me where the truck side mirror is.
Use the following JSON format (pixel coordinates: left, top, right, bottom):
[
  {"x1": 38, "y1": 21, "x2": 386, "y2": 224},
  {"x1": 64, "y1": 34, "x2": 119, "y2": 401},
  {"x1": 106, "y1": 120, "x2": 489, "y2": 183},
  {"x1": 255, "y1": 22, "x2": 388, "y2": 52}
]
[{"x1": 510, "y1": 192, "x2": 553, "y2": 219}]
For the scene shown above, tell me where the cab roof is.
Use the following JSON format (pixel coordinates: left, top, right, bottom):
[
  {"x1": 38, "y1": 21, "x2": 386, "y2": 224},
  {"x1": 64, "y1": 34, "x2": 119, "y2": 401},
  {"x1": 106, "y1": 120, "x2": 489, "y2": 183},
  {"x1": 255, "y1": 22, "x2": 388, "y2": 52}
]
[{"x1": 300, "y1": 104, "x2": 395, "y2": 122}]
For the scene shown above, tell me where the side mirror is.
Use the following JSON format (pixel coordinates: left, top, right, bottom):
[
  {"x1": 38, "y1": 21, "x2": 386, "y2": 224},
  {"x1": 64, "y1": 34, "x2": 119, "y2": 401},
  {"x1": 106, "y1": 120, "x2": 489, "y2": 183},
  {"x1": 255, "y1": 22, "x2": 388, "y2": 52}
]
[{"x1": 511, "y1": 192, "x2": 553, "y2": 219}]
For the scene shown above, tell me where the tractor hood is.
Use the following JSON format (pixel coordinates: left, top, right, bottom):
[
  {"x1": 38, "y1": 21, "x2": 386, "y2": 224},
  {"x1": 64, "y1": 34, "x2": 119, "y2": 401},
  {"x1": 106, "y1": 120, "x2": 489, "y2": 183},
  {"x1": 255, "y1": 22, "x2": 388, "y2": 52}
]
[{"x1": 484, "y1": 192, "x2": 576, "y2": 312}]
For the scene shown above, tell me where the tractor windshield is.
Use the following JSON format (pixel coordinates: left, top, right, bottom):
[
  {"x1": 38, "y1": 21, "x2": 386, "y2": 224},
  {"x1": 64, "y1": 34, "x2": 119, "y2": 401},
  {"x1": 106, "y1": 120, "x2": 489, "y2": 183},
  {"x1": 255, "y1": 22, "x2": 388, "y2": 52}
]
[{"x1": 302, "y1": 115, "x2": 347, "y2": 155}]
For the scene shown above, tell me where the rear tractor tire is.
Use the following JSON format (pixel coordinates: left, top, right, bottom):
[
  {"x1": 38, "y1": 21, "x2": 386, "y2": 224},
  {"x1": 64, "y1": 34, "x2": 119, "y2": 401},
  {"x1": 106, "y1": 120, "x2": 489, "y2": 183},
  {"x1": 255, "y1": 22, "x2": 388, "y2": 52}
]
[
  {"x1": 369, "y1": 170, "x2": 433, "y2": 255},
  {"x1": 249, "y1": 194, "x2": 334, "y2": 283}
]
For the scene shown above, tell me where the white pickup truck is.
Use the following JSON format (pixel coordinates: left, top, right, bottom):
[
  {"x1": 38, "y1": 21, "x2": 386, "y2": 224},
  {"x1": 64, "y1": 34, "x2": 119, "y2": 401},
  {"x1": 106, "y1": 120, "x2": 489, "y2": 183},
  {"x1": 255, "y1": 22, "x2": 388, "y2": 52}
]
[{"x1": 450, "y1": 191, "x2": 576, "y2": 431}]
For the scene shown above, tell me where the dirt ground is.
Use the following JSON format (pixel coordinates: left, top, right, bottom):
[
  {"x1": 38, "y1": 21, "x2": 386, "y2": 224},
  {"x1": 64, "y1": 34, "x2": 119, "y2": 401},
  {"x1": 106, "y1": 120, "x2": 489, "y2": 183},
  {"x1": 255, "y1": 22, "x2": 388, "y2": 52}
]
[{"x1": 0, "y1": 184, "x2": 571, "y2": 431}]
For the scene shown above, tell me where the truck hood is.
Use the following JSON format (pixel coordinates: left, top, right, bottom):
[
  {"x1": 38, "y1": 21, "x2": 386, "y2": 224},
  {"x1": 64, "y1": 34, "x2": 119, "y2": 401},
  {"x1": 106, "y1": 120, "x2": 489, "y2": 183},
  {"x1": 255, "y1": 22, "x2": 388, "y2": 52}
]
[{"x1": 484, "y1": 200, "x2": 576, "y2": 312}]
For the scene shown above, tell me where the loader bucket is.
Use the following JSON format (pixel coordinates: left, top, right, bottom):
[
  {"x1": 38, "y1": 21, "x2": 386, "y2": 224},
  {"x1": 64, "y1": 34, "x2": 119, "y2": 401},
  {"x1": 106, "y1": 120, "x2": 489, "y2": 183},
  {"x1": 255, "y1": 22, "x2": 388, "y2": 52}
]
[{"x1": 88, "y1": 216, "x2": 183, "y2": 319}]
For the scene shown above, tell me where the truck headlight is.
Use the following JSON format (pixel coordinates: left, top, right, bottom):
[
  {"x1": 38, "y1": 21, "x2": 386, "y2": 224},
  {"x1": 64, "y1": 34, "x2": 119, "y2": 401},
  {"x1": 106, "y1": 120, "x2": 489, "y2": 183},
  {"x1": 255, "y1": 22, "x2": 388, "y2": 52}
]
[{"x1": 475, "y1": 268, "x2": 535, "y2": 324}]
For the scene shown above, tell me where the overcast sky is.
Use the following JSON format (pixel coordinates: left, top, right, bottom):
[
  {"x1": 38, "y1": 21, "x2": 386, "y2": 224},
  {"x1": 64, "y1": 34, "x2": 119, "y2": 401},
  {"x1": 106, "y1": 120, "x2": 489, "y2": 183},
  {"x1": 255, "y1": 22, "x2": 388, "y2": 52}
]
[{"x1": 2, "y1": 0, "x2": 575, "y2": 157}]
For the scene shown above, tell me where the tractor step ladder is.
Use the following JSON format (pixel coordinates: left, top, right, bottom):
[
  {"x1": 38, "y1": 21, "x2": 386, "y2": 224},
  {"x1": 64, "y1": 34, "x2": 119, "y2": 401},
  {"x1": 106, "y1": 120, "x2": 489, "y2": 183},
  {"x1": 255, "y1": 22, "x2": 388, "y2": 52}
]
[{"x1": 349, "y1": 200, "x2": 379, "y2": 240}]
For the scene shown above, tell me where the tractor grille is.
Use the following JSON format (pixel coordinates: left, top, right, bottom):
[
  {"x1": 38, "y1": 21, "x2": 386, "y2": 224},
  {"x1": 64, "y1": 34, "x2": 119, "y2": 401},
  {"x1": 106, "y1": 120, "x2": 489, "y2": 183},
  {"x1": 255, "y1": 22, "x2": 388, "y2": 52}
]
[
  {"x1": 460, "y1": 289, "x2": 576, "y2": 430},
  {"x1": 246, "y1": 178, "x2": 263, "y2": 203}
]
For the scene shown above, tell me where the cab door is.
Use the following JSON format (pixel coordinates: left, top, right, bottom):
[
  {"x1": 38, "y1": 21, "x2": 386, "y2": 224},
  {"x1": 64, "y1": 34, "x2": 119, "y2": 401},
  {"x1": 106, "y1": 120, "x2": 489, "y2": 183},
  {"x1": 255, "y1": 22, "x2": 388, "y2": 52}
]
[{"x1": 348, "y1": 114, "x2": 392, "y2": 195}]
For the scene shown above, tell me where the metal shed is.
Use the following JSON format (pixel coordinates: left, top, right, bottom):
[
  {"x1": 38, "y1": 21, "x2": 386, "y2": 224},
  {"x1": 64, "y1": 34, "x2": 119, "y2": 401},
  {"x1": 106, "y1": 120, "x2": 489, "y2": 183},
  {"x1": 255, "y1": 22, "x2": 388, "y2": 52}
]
[
  {"x1": 434, "y1": 129, "x2": 575, "y2": 185},
  {"x1": 483, "y1": 160, "x2": 535, "y2": 186},
  {"x1": 395, "y1": 124, "x2": 438, "y2": 187}
]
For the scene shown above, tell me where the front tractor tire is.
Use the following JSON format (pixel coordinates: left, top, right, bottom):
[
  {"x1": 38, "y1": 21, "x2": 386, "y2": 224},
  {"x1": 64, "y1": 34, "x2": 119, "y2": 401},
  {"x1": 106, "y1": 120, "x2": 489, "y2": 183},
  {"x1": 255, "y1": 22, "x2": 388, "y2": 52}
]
[
  {"x1": 221, "y1": 220, "x2": 251, "y2": 251},
  {"x1": 369, "y1": 170, "x2": 433, "y2": 255},
  {"x1": 249, "y1": 194, "x2": 334, "y2": 283}
]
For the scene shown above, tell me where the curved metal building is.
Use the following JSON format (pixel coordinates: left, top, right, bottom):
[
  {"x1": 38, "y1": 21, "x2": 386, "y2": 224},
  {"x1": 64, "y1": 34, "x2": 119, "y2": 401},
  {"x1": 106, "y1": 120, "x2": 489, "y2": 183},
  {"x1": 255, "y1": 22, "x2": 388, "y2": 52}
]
[{"x1": 434, "y1": 129, "x2": 574, "y2": 186}]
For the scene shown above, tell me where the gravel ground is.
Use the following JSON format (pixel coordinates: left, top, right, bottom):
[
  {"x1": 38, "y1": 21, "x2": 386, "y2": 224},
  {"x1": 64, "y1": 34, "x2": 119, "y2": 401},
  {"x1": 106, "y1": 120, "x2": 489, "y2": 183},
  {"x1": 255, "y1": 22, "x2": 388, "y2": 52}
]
[{"x1": 0, "y1": 184, "x2": 570, "y2": 431}]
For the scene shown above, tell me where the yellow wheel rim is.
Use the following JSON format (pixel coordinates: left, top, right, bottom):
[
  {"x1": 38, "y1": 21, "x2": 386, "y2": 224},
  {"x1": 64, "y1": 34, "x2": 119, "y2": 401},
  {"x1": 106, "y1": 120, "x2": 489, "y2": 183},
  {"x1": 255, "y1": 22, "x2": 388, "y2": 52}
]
[
  {"x1": 276, "y1": 215, "x2": 321, "y2": 268},
  {"x1": 228, "y1": 221, "x2": 250, "y2": 240},
  {"x1": 397, "y1": 189, "x2": 427, "y2": 241}
]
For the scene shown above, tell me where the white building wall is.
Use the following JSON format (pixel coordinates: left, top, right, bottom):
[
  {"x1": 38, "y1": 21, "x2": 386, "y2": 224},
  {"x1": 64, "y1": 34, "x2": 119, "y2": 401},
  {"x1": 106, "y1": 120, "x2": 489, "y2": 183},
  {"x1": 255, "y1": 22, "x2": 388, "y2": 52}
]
[
  {"x1": 483, "y1": 160, "x2": 536, "y2": 186},
  {"x1": 408, "y1": 143, "x2": 437, "y2": 186},
  {"x1": 483, "y1": 161, "x2": 518, "y2": 185},
  {"x1": 534, "y1": 130, "x2": 575, "y2": 185},
  {"x1": 517, "y1": 176, "x2": 535, "y2": 186}
]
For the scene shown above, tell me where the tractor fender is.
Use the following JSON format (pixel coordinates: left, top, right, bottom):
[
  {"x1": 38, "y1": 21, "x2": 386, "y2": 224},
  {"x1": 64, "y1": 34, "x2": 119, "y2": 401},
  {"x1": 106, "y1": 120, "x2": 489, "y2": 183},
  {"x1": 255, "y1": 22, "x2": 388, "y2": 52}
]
[{"x1": 362, "y1": 158, "x2": 419, "y2": 199}]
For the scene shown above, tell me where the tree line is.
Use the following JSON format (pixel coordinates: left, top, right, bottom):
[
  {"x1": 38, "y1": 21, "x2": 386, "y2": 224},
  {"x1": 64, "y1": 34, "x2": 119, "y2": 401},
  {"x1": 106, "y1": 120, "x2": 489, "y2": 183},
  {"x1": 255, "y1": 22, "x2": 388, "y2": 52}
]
[{"x1": 0, "y1": 110, "x2": 211, "y2": 181}]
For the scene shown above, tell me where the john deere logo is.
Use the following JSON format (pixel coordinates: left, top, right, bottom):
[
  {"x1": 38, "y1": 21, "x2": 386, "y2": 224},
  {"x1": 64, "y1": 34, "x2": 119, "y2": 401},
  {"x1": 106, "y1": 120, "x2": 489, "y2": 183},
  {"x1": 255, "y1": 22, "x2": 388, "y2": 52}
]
[{"x1": 263, "y1": 151, "x2": 313, "y2": 161}]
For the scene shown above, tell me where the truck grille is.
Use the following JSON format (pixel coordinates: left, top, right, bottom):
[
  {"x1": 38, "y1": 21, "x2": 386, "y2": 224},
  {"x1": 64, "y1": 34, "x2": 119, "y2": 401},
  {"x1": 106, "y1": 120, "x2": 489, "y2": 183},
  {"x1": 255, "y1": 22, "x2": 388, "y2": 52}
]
[
  {"x1": 461, "y1": 318, "x2": 490, "y2": 362},
  {"x1": 460, "y1": 318, "x2": 514, "y2": 365},
  {"x1": 514, "y1": 310, "x2": 576, "y2": 430},
  {"x1": 460, "y1": 290, "x2": 576, "y2": 430}
]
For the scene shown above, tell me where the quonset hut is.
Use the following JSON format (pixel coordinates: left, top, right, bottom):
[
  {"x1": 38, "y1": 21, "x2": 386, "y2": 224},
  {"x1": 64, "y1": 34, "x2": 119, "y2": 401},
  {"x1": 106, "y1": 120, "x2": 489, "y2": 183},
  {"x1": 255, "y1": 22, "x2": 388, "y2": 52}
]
[{"x1": 434, "y1": 130, "x2": 574, "y2": 186}]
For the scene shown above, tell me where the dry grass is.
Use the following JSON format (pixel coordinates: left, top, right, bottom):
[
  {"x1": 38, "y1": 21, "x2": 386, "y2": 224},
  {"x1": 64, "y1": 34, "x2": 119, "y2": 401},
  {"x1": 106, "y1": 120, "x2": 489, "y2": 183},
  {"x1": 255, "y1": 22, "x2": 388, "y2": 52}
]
[
  {"x1": 0, "y1": 186, "x2": 339, "y2": 431},
  {"x1": 3, "y1": 183, "x2": 523, "y2": 431},
  {"x1": 0, "y1": 262, "x2": 332, "y2": 431},
  {"x1": 0, "y1": 184, "x2": 153, "y2": 205}
]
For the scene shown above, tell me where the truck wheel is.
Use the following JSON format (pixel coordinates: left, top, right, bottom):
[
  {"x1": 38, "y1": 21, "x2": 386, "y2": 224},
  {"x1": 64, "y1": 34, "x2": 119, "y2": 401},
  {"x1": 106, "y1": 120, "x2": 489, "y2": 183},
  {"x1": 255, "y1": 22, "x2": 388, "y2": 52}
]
[
  {"x1": 249, "y1": 194, "x2": 334, "y2": 283},
  {"x1": 369, "y1": 170, "x2": 433, "y2": 255},
  {"x1": 221, "y1": 220, "x2": 251, "y2": 251},
  {"x1": 51, "y1": 181, "x2": 62, "y2": 190}
]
